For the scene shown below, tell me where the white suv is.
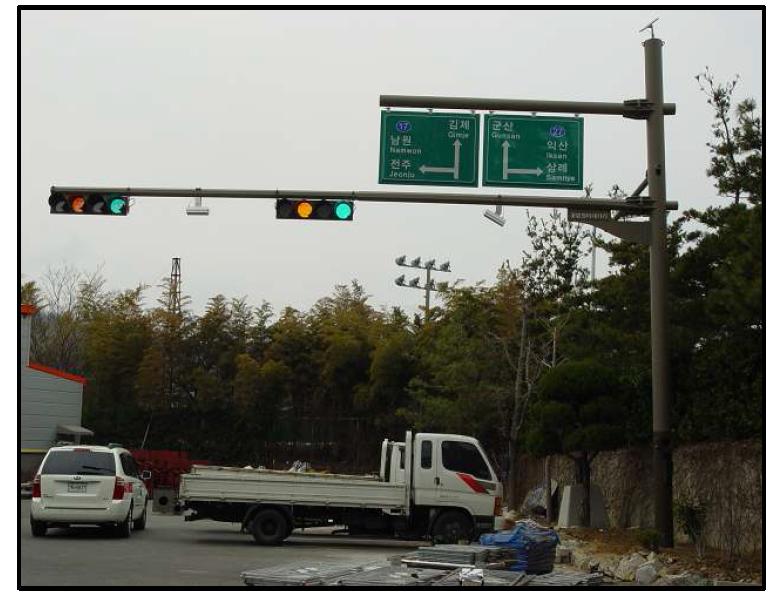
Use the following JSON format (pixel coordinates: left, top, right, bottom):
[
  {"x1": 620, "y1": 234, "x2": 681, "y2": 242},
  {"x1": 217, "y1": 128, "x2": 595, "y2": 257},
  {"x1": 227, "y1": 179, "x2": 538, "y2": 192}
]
[{"x1": 30, "y1": 445, "x2": 150, "y2": 538}]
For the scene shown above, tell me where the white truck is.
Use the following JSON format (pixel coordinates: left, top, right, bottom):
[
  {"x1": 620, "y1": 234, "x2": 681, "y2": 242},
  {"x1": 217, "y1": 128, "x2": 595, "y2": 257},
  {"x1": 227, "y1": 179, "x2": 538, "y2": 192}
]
[{"x1": 178, "y1": 431, "x2": 502, "y2": 545}]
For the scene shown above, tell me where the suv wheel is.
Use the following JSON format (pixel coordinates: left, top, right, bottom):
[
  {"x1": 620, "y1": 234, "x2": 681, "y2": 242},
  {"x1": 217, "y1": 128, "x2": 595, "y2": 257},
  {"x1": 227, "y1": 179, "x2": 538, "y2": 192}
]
[
  {"x1": 115, "y1": 504, "x2": 133, "y2": 538},
  {"x1": 133, "y1": 502, "x2": 147, "y2": 531},
  {"x1": 30, "y1": 517, "x2": 47, "y2": 537}
]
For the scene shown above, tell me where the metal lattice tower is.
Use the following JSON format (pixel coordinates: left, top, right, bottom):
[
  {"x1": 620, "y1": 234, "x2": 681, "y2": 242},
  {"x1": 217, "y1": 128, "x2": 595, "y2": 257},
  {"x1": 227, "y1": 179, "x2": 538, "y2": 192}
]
[{"x1": 168, "y1": 257, "x2": 182, "y2": 315}]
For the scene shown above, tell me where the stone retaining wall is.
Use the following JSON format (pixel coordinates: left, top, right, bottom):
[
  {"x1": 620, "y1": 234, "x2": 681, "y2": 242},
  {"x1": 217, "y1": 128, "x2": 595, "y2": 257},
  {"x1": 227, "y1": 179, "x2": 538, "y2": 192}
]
[{"x1": 516, "y1": 440, "x2": 762, "y2": 555}]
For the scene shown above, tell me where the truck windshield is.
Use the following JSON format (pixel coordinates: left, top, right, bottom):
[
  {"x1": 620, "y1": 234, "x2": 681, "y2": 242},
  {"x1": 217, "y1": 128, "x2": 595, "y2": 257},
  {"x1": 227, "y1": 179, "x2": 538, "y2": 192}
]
[{"x1": 441, "y1": 441, "x2": 491, "y2": 481}]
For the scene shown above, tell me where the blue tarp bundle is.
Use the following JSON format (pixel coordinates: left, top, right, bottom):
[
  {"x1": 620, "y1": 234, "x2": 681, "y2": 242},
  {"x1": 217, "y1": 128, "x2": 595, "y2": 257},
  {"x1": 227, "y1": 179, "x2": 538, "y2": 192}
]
[{"x1": 479, "y1": 521, "x2": 560, "y2": 573}]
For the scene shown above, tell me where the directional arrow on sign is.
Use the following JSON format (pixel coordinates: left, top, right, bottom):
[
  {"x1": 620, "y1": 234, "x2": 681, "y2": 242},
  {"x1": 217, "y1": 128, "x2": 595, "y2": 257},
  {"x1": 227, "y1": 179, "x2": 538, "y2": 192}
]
[
  {"x1": 419, "y1": 140, "x2": 461, "y2": 179},
  {"x1": 501, "y1": 141, "x2": 543, "y2": 180}
]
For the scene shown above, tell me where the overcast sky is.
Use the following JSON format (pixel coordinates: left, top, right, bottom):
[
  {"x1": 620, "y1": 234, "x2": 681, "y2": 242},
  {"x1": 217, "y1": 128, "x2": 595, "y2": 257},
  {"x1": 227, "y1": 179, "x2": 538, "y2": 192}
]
[{"x1": 20, "y1": 9, "x2": 762, "y2": 317}]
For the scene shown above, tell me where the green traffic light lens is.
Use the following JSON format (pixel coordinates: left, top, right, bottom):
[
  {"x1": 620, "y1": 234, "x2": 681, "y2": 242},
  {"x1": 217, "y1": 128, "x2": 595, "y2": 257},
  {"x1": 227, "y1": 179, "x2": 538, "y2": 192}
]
[
  {"x1": 109, "y1": 197, "x2": 126, "y2": 214},
  {"x1": 334, "y1": 202, "x2": 352, "y2": 220}
]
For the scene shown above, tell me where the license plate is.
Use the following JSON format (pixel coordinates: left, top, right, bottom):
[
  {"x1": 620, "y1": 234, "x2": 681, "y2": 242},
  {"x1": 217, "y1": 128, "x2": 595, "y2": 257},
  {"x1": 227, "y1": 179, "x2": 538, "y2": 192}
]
[{"x1": 68, "y1": 482, "x2": 87, "y2": 493}]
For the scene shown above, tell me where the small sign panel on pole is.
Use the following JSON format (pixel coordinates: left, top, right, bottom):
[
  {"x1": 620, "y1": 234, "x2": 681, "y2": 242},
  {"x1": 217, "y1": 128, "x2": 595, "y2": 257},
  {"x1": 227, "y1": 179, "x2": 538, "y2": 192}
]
[
  {"x1": 379, "y1": 111, "x2": 480, "y2": 187},
  {"x1": 567, "y1": 207, "x2": 612, "y2": 223},
  {"x1": 483, "y1": 114, "x2": 584, "y2": 190}
]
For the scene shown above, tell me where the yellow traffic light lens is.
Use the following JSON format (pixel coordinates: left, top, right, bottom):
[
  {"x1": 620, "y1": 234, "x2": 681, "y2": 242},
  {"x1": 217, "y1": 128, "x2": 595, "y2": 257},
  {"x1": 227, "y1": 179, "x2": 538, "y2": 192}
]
[
  {"x1": 296, "y1": 201, "x2": 313, "y2": 218},
  {"x1": 70, "y1": 196, "x2": 85, "y2": 213}
]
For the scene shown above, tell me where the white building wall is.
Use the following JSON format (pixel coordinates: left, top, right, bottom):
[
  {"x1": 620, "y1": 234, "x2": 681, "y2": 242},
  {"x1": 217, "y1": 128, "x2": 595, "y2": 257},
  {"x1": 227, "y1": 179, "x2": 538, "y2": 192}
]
[{"x1": 20, "y1": 368, "x2": 84, "y2": 451}]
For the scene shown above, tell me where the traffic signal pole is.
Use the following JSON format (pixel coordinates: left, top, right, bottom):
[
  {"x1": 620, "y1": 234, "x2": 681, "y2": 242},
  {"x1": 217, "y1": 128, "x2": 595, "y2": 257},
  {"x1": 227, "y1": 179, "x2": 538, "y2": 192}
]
[{"x1": 644, "y1": 37, "x2": 674, "y2": 548}]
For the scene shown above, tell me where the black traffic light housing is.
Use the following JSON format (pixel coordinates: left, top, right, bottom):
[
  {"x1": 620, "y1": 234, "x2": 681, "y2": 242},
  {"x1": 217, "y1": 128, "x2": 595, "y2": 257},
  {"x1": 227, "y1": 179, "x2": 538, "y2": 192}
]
[
  {"x1": 49, "y1": 192, "x2": 129, "y2": 216},
  {"x1": 275, "y1": 199, "x2": 354, "y2": 221}
]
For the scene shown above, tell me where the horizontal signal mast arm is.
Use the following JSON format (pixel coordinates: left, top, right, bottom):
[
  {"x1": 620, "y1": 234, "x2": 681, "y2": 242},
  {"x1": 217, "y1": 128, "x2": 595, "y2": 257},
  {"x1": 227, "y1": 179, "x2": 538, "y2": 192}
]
[
  {"x1": 379, "y1": 95, "x2": 676, "y2": 118},
  {"x1": 50, "y1": 187, "x2": 678, "y2": 212}
]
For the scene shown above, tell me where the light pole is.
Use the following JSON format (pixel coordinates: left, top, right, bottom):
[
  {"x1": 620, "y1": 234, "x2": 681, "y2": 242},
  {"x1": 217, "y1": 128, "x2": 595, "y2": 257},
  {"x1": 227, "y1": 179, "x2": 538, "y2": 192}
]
[{"x1": 394, "y1": 256, "x2": 452, "y2": 321}]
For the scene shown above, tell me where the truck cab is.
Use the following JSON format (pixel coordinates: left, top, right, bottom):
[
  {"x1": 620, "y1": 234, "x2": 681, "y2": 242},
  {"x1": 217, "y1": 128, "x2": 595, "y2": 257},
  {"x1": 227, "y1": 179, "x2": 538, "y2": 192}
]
[{"x1": 380, "y1": 431, "x2": 501, "y2": 540}]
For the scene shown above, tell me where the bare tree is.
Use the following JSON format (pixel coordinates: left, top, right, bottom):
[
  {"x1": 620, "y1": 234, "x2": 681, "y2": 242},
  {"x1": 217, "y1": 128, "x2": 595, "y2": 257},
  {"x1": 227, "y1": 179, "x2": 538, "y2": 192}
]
[{"x1": 25, "y1": 264, "x2": 107, "y2": 371}]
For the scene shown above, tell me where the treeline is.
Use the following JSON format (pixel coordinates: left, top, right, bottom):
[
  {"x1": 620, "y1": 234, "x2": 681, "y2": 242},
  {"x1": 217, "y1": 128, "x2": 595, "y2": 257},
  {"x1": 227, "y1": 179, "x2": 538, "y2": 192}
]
[{"x1": 20, "y1": 72, "x2": 761, "y2": 507}]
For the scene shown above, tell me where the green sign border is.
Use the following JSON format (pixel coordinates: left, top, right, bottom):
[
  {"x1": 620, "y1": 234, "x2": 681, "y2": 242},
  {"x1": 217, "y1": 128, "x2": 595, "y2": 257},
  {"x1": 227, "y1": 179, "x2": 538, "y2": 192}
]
[
  {"x1": 378, "y1": 110, "x2": 480, "y2": 187},
  {"x1": 482, "y1": 114, "x2": 584, "y2": 190}
]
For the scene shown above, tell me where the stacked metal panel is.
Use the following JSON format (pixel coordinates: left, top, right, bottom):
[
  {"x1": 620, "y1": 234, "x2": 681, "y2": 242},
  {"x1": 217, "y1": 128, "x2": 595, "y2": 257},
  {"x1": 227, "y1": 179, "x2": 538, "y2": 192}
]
[
  {"x1": 402, "y1": 544, "x2": 516, "y2": 568},
  {"x1": 334, "y1": 566, "x2": 449, "y2": 586},
  {"x1": 240, "y1": 561, "x2": 386, "y2": 586},
  {"x1": 433, "y1": 569, "x2": 528, "y2": 587},
  {"x1": 526, "y1": 571, "x2": 604, "y2": 586},
  {"x1": 416, "y1": 545, "x2": 486, "y2": 565}
]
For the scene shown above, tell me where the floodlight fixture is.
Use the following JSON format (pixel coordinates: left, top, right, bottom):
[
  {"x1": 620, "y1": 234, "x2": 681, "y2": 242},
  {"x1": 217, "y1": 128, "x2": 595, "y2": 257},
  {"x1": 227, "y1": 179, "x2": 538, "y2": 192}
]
[
  {"x1": 186, "y1": 196, "x2": 210, "y2": 216},
  {"x1": 483, "y1": 204, "x2": 505, "y2": 227}
]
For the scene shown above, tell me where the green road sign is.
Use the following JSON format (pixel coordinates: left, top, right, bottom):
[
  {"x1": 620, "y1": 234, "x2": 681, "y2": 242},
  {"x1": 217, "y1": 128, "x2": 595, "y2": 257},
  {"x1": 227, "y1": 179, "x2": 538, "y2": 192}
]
[
  {"x1": 483, "y1": 115, "x2": 583, "y2": 189},
  {"x1": 379, "y1": 111, "x2": 479, "y2": 187}
]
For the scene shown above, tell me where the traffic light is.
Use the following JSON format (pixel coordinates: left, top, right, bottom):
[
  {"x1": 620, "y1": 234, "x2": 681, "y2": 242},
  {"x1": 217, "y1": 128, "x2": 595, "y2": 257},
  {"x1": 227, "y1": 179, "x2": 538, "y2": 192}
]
[
  {"x1": 49, "y1": 192, "x2": 129, "y2": 216},
  {"x1": 275, "y1": 199, "x2": 354, "y2": 221}
]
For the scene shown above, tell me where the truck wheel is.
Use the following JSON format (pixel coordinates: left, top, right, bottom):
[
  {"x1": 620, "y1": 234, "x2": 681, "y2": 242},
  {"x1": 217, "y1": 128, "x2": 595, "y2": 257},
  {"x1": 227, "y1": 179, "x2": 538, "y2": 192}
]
[
  {"x1": 431, "y1": 510, "x2": 473, "y2": 544},
  {"x1": 251, "y1": 509, "x2": 288, "y2": 546}
]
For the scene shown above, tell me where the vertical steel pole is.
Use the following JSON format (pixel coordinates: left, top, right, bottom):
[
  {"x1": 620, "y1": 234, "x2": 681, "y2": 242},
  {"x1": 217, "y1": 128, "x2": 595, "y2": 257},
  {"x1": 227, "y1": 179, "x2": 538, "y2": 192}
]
[
  {"x1": 425, "y1": 266, "x2": 432, "y2": 321},
  {"x1": 644, "y1": 37, "x2": 674, "y2": 547}
]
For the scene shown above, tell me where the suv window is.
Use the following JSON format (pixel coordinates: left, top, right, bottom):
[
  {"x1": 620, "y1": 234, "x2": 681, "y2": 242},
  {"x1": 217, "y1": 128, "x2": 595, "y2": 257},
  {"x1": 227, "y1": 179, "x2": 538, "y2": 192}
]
[
  {"x1": 42, "y1": 450, "x2": 116, "y2": 476},
  {"x1": 441, "y1": 441, "x2": 491, "y2": 481},
  {"x1": 120, "y1": 453, "x2": 138, "y2": 477}
]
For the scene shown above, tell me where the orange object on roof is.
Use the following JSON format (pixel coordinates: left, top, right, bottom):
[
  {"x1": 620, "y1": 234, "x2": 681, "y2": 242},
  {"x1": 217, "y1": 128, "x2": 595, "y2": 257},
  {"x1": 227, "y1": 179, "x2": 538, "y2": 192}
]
[{"x1": 27, "y1": 362, "x2": 87, "y2": 386}]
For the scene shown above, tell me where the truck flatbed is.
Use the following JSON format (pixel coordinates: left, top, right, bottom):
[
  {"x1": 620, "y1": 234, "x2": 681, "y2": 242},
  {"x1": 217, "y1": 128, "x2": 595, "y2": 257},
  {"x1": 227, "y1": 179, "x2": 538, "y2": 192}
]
[{"x1": 180, "y1": 465, "x2": 407, "y2": 510}]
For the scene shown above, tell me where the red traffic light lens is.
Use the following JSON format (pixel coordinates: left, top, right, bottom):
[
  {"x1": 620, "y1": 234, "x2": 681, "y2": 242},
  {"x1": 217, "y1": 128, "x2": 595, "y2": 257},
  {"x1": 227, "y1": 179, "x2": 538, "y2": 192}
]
[{"x1": 70, "y1": 196, "x2": 85, "y2": 213}]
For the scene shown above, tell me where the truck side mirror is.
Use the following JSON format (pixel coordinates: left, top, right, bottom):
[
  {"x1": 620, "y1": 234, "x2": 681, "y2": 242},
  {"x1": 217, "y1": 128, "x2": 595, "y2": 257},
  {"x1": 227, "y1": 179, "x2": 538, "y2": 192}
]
[{"x1": 141, "y1": 470, "x2": 152, "y2": 480}]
